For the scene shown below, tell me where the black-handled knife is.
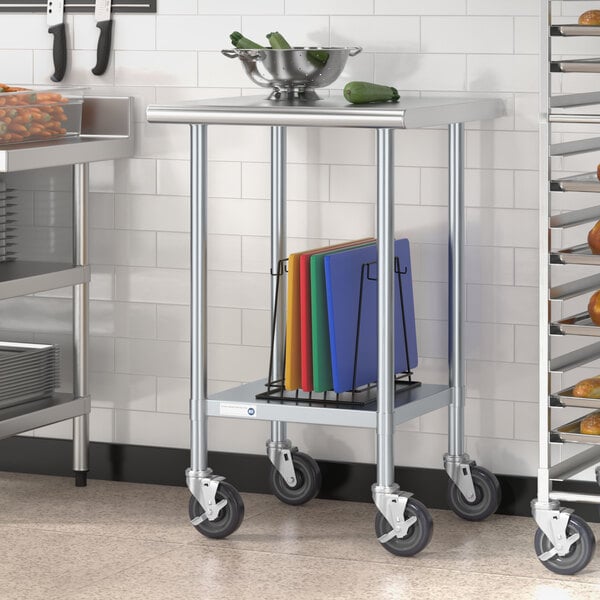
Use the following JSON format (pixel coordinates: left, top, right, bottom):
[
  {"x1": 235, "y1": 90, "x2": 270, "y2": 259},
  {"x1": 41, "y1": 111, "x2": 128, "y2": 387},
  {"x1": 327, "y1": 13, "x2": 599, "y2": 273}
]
[
  {"x1": 92, "y1": 0, "x2": 113, "y2": 76},
  {"x1": 47, "y1": 0, "x2": 67, "y2": 82}
]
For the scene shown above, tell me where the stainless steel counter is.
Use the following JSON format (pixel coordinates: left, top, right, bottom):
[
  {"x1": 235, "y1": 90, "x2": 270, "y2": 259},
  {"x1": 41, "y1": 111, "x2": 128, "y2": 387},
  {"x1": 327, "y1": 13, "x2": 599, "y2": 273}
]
[
  {"x1": 146, "y1": 91, "x2": 506, "y2": 546},
  {"x1": 147, "y1": 94, "x2": 504, "y2": 129},
  {"x1": 0, "y1": 94, "x2": 134, "y2": 488},
  {"x1": 0, "y1": 96, "x2": 134, "y2": 172}
]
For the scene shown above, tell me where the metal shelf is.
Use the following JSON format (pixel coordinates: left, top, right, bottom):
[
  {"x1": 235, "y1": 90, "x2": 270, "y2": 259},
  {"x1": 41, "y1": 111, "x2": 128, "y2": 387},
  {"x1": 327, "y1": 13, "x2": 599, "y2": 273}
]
[
  {"x1": 550, "y1": 205, "x2": 600, "y2": 228},
  {"x1": 551, "y1": 24, "x2": 600, "y2": 37},
  {"x1": 551, "y1": 312, "x2": 600, "y2": 336},
  {"x1": 0, "y1": 93, "x2": 134, "y2": 486},
  {"x1": 552, "y1": 411, "x2": 600, "y2": 445},
  {"x1": 0, "y1": 97, "x2": 133, "y2": 173},
  {"x1": 551, "y1": 137, "x2": 600, "y2": 157},
  {"x1": 552, "y1": 58, "x2": 600, "y2": 73},
  {"x1": 0, "y1": 393, "x2": 90, "y2": 441},
  {"x1": 551, "y1": 243, "x2": 600, "y2": 265},
  {"x1": 551, "y1": 273, "x2": 600, "y2": 300},
  {"x1": 551, "y1": 92, "x2": 600, "y2": 109},
  {"x1": 0, "y1": 262, "x2": 90, "y2": 300},
  {"x1": 552, "y1": 173, "x2": 600, "y2": 193},
  {"x1": 550, "y1": 341, "x2": 600, "y2": 373},
  {"x1": 208, "y1": 380, "x2": 451, "y2": 429},
  {"x1": 551, "y1": 385, "x2": 600, "y2": 409},
  {"x1": 549, "y1": 446, "x2": 600, "y2": 481}
]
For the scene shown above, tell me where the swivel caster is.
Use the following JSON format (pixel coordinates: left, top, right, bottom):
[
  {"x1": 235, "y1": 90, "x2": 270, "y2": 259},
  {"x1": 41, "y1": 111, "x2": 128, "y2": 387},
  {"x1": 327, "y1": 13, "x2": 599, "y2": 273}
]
[
  {"x1": 188, "y1": 480, "x2": 245, "y2": 539},
  {"x1": 447, "y1": 465, "x2": 500, "y2": 521},
  {"x1": 269, "y1": 451, "x2": 321, "y2": 506},
  {"x1": 375, "y1": 497, "x2": 433, "y2": 557},
  {"x1": 534, "y1": 513, "x2": 596, "y2": 576}
]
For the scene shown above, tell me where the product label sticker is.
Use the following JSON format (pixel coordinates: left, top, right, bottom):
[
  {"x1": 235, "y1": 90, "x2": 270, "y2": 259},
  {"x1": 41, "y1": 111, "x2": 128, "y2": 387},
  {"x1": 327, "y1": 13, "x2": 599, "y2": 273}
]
[{"x1": 219, "y1": 402, "x2": 257, "y2": 418}]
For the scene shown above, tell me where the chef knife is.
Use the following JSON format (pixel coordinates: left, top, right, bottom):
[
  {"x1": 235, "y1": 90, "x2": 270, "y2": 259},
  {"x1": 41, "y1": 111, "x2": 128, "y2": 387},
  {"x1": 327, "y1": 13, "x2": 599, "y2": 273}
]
[
  {"x1": 47, "y1": 0, "x2": 67, "y2": 82},
  {"x1": 92, "y1": 0, "x2": 113, "y2": 76}
]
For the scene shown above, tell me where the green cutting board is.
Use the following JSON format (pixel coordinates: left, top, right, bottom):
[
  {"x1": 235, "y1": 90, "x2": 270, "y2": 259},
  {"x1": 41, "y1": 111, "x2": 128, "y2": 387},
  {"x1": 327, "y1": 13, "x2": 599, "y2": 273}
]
[{"x1": 310, "y1": 240, "x2": 374, "y2": 392}]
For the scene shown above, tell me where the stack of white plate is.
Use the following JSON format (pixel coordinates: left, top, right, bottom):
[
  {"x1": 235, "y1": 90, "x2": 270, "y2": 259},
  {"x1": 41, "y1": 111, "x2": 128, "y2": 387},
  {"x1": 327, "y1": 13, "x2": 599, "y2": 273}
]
[{"x1": 0, "y1": 342, "x2": 59, "y2": 409}]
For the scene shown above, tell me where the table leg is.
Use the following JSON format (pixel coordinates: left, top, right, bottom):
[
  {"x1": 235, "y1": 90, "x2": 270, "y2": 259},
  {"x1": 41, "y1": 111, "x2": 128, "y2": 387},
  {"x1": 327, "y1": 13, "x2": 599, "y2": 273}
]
[
  {"x1": 375, "y1": 127, "x2": 395, "y2": 490},
  {"x1": 186, "y1": 124, "x2": 245, "y2": 538},
  {"x1": 73, "y1": 163, "x2": 89, "y2": 488},
  {"x1": 444, "y1": 122, "x2": 501, "y2": 520},
  {"x1": 189, "y1": 123, "x2": 209, "y2": 477},
  {"x1": 266, "y1": 126, "x2": 297, "y2": 487},
  {"x1": 371, "y1": 128, "x2": 433, "y2": 556},
  {"x1": 448, "y1": 121, "x2": 465, "y2": 460}
]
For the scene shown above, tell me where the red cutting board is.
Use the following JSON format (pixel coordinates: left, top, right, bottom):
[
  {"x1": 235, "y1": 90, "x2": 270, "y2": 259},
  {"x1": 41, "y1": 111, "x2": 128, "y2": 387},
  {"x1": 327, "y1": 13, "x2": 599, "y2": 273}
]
[{"x1": 299, "y1": 239, "x2": 372, "y2": 392}]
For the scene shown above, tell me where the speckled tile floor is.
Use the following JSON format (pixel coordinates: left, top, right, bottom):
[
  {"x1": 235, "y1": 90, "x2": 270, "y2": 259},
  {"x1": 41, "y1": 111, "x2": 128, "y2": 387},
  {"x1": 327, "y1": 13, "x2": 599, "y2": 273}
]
[{"x1": 1, "y1": 472, "x2": 600, "y2": 600}]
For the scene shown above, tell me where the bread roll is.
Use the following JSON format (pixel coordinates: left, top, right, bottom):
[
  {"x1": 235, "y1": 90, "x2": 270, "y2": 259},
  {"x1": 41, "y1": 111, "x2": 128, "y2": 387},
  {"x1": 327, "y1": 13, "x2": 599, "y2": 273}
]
[
  {"x1": 589, "y1": 220, "x2": 600, "y2": 254},
  {"x1": 581, "y1": 412, "x2": 600, "y2": 435},
  {"x1": 589, "y1": 290, "x2": 600, "y2": 326},
  {"x1": 579, "y1": 10, "x2": 600, "y2": 25},
  {"x1": 573, "y1": 377, "x2": 600, "y2": 398},
  {"x1": 597, "y1": 163, "x2": 600, "y2": 181}
]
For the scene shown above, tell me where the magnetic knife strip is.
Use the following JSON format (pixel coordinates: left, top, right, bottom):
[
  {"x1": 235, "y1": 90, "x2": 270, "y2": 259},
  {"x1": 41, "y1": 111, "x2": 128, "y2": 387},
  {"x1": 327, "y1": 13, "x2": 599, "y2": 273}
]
[{"x1": 0, "y1": 0, "x2": 155, "y2": 12}]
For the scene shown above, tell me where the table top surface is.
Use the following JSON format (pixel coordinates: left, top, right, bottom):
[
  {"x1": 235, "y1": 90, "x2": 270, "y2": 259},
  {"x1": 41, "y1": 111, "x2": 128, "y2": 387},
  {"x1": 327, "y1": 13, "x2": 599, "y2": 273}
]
[{"x1": 146, "y1": 94, "x2": 505, "y2": 129}]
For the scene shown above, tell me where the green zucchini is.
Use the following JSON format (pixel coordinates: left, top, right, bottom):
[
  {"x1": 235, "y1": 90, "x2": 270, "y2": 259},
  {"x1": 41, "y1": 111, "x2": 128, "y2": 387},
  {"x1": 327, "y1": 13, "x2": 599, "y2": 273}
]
[
  {"x1": 231, "y1": 30, "x2": 329, "y2": 67},
  {"x1": 267, "y1": 31, "x2": 329, "y2": 66},
  {"x1": 230, "y1": 31, "x2": 264, "y2": 50},
  {"x1": 343, "y1": 81, "x2": 400, "y2": 104},
  {"x1": 266, "y1": 31, "x2": 292, "y2": 49},
  {"x1": 307, "y1": 49, "x2": 329, "y2": 66}
]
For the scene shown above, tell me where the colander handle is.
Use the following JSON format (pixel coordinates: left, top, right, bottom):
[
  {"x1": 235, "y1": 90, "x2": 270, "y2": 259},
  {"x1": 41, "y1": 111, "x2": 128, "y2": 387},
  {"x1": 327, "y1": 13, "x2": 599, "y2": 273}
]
[
  {"x1": 221, "y1": 49, "x2": 239, "y2": 58},
  {"x1": 348, "y1": 47, "x2": 362, "y2": 56},
  {"x1": 221, "y1": 49, "x2": 265, "y2": 61}
]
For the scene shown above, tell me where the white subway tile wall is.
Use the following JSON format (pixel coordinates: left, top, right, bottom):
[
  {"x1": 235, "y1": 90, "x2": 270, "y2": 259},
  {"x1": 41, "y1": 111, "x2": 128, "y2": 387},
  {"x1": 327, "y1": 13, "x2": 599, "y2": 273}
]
[{"x1": 0, "y1": 0, "x2": 557, "y2": 478}]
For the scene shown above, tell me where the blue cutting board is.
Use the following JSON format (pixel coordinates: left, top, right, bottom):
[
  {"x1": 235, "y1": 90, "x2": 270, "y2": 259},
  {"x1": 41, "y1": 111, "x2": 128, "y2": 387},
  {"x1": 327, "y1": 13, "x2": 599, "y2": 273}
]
[{"x1": 324, "y1": 239, "x2": 418, "y2": 394}]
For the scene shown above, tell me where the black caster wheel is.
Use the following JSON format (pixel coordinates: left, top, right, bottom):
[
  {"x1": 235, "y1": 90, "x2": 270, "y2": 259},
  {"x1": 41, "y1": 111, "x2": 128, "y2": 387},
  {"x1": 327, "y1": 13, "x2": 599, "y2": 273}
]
[
  {"x1": 375, "y1": 498, "x2": 433, "y2": 557},
  {"x1": 188, "y1": 481, "x2": 245, "y2": 539},
  {"x1": 534, "y1": 514, "x2": 596, "y2": 576},
  {"x1": 269, "y1": 451, "x2": 321, "y2": 506},
  {"x1": 447, "y1": 465, "x2": 501, "y2": 521}
]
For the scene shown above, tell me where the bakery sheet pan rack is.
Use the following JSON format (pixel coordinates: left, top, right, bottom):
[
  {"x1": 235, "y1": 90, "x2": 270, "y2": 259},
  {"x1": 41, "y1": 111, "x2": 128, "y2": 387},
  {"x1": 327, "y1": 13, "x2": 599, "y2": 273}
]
[{"x1": 532, "y1": 0, "x2": 600, "y2": 575}]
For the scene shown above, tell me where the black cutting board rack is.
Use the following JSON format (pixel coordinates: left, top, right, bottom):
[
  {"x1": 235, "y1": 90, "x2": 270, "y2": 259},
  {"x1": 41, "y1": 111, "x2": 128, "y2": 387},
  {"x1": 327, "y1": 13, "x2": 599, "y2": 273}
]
[{"x1": 0, "y1": 0, "x2": 155, "y2": 12}]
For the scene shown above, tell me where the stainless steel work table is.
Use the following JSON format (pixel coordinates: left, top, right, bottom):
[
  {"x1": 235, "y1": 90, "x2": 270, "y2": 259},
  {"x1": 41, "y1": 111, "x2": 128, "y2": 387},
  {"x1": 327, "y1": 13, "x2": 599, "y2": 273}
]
[
  {"x1": 0, "y1": 96, "x2": 134, "y2": 486},
  {"x1": 147, "y1": 94, "x2": 505, "y2": 554}
]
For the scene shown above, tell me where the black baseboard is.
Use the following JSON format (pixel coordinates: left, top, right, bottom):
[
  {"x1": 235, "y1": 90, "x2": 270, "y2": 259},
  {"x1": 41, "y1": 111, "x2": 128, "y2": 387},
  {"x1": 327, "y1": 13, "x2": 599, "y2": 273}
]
[{"x1": 1, "y1": 436, "x2": 599, "y2": 522}]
